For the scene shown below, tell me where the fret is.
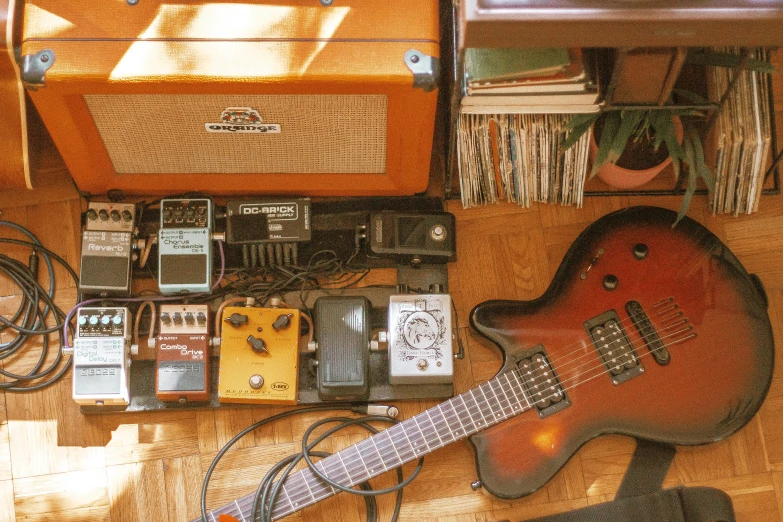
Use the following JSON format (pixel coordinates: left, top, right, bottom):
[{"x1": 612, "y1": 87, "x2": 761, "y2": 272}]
[
  {"x1": 490, "y1": 378, "x2": 514, "y2": 419},
  {"x1": 300, "y1": 470, "x2": 318, "y2": 502},
  {"x1": 209, "y1": 511, "x2": 217, "y2": 522},
  {"x1": 442, "y1": 398, "x2": 467, "y2": 437},
  {"x1": 501, "y1": 372, "x2": 525, "y2": 414},
  {"x1": 378, "y1": 429, "x2": 405, "y2": 465},
  {"x1": 313, "y1": 461, "x2": 338, "y2": 493},
  {"x1": 368, "y1": 436, "x2": 390, "y2": 472},
  {"x1": 280, "y1": 486, "x2": 297, "y2": 513},
  {"x1": 318, "y1": 455, "x2": 349, "y2": 487},
  {"x1": 355, "y1": 438, "x2": 385, "y2": 475},
  {"x1": 457, "y1": 394, "x2": 479, "y2": 433},
  {"x1": 389, "y1": 422, "x2": 420, "y2": 459},
  {"x1": 410, "y1": 415, "x2": 434, "y2": 452},
  {"x1": 423, "y1": 409, "x2": 445, "y2": 446},
  {"x1": 468, "y1": 388, "x2": 489, "y2": 428},
  {"x1": 234, "y1": 500, "x2": 246, "y2": 522},
  {"x1": 345, "y1": 445, "x2": 372, "y2": 480},
  {"x1": 335, "y1": 451, "x2": 353, "y2": 483},
  {"x1": 430, "y1": 405, "x2": 456, "y2": 444},
  {"x1": 510, "y1": 369, "x2": 533, "y2": 410},
  {"x1": 482, "y1": 379, "x2": 506, "y2": 422}
]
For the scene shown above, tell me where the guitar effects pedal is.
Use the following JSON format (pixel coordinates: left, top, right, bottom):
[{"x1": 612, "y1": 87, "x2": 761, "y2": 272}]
[
  {"x1": 157, "y1": 198, "x2": 213, "y2": 294},
  {"x1": 388, "y1": 293, "x2": 453, "y2": 385},
  {"x1": 218, "y1": 306, "x2": 300, "y2": 404},
  {"x1": 314, "y1": 296, "x2": 371, "y2": 400},
  {"x1": 72, "y1": 307, "x2": 131, "y2": 406},
  {"x1": 155, "y1": 304, "x2": 210, "y2": 403},
  {"x1": 79, "y1": 202, "x2": 135, "y2": 295}
]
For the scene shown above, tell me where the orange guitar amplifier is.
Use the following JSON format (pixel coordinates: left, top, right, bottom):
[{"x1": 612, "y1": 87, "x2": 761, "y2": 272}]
[{"x1": 19, "y1": 1, "x2": 440, "y2": 196}]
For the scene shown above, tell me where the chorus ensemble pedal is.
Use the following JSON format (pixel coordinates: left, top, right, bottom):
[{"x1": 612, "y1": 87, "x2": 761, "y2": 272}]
[{"x1": 157, "y1": 198, "x2": 213, "y2": 294}]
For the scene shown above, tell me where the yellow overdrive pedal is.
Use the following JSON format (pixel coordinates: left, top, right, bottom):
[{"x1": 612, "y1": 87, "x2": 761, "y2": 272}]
[
  {"x1": 218, "y1": 306, "x2": 300, "y2": 405},
  {"x1": 155, "y1": 304, "x2": 210, "y2": 403}
]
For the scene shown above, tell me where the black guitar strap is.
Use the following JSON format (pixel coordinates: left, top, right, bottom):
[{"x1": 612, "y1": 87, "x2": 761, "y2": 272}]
[{"x1": 519, "y1": 439, "x2": 736, "y2": 522}]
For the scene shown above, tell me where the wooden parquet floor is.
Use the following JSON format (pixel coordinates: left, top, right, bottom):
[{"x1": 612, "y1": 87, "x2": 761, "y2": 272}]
[{"x1": 2, "y1": 50, "x2": 783, "y2": 520}]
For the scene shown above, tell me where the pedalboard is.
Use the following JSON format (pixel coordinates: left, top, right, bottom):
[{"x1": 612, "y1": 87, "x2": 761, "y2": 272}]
[
  {"x1": 155, "y1": 305, "x2": 210, "y2": 403},
  {"x1": 218, "y1": 306, "x2": 300, "y2": 404},
  {"x1": 368, "y1": 211, "x2": 456, "y2": 263},
  {"x1": 225, "y1": 198, "x2": 311, "y2": 268},
  {"x1": 388, "y1": 293, "x2": 453, "y2": 385},
  {"x1": 79, "y1": 202, "x2": 135, "y2": 295},
  {"x1": 158, "y1": 198, "x2": 213, "y2": 294},
  {"x1": 72, "y1": 307, "x2": 131, "y2": 406},
  {"x1": 314, "y1": 296, "x2": 371, "y2": 400}
]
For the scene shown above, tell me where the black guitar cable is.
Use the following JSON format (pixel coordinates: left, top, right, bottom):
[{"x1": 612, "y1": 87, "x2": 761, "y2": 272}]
[
  {"x1": 201, "y1": 405, "x2": 425, "y2": 522},
  {"x1": 0, "y1": 221, "x2": 79, "y2": 391}
]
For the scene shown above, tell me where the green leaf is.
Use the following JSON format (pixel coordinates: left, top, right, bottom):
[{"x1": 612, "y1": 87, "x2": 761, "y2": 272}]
[
  {"x1": 561, "y1": 112, "x2": 600, "y2": 150},
  {"x1": 606, "y1": 111, "x2": 644, "y2": 164},
  {"x1": 688, "y1": 126, "x2": 714, "y2": 193},
  {"x1": 647, "y1": 111, "x2": 685, "y2": 160},
  {"x1": 591, "y1": 111, "x2": 621, "y2": 176},
  {"x1": 675, "y1": 133, "x2": 700, "y2": 226}
]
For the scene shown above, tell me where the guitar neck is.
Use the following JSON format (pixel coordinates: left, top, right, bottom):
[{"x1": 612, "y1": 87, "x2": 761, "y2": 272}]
[{"x1": 204, "y1": 369, "x2": 532, "y2": 522}]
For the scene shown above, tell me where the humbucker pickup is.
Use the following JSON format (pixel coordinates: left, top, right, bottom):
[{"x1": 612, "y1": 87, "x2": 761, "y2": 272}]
[
  {"x1": 626, "y1": 300, "x2": 670, "y2": 365},
  {"x1": 584, "y1": 310, "x2": 643, "y2": 385},
  {"x1": 515, "y1": 345, "x2": 570, "y2": 419}
]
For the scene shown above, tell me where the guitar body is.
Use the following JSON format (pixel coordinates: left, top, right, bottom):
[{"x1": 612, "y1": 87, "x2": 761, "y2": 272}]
[
  {"x1": 0, "y1": 0, "x2": 30, "y2": 190},
  {"x1": 469, "y1": 206, "x2": 774, "y2": 499}
]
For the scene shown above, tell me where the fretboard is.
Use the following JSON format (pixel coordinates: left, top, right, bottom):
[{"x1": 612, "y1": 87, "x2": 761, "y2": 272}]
[{"x1": 203, "y1": 368, "x2": 533, "y2": 522}]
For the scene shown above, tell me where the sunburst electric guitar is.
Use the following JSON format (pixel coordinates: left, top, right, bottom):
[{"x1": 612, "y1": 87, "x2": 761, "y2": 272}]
[{"x1": 199, "y1": 206, "x2": 774, "y2": 521}]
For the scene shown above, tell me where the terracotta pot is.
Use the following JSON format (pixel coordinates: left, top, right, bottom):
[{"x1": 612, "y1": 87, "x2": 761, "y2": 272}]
[{"x1": 588, "y1": 117, "x2": 684, "y2": 190}]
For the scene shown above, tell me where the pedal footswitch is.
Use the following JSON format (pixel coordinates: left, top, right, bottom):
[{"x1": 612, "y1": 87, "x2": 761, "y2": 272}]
[
  {"x1": 156, "y1": 304, "x2": 210, "y2": 402},
  {"x1": 158, "y1": 198, "x2": 213, "y2": 294},
  {"x1": 314, "y1": 296, "x2": 371, "y2": 400},
  {"x1": 72, "y1": 307, "x2": 131, "y2": 406},
  {"x1": 79, "y1": 202, "x2": 135, "y2": 295},
  {"x1": 218, "y1": 306, "x2": 300, "y2": 404},
  {"x1": 388, "y1": 293, "x2": 453, "y2": 385}
]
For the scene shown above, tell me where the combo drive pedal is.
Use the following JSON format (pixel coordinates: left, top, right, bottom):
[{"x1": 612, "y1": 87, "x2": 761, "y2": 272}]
[
  {"x1": 155, "y1": 304, "x2": 211, "y2": 403},
  {"x1": 72, "y1": 307, "x2": 132, "y2": 406},
  {"x1": 218, "y1": 306, "x2": 300, "y2": 404}
]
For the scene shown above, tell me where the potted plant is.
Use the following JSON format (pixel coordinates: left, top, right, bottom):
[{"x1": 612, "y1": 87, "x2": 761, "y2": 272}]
[{"x1": 562, "y1": 104, "x2": 712, "y2": 225}]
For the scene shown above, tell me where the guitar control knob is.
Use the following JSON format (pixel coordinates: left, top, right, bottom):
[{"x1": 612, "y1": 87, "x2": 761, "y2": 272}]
[
  {"x1": 247, "y1": 335, "x2": 268, "y2": 354},
  {"x1": 249, "y1": 374, "x2": 264, "y2": 389},
  {"x1": 603, "y1": 274, "x2": 618, "y2": 291},
  {"x1": 633, "y1": 243, "x2": 649, "y2": 260}
]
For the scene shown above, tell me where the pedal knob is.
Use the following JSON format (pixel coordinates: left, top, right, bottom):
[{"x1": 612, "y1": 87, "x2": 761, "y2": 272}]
[
  {"x1": 249, "y1": 374, "x2": 264, "y2": 389},
  {"x1": 603, "y1": 274, "x2": 618, "y2": 291},
  {"x1": 272, "y1": 313, "x2": 293, "y2": 331},
  {"x1": 161, "y1": 313, "x2": 172, "y2": 326},
  {"x1": 633, "y1": 243, "x2": 649, "y2": 260},
  {"x1": 247, "y1": 335, "x2": 268, "y2": 354},
  {"x1": 225, "y1": 313, "x2": 249, "y2": 328}
]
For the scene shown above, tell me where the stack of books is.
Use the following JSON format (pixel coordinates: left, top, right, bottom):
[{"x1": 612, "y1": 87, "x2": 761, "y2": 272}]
[{"x1": 460, "y1": 48, "x2": 601, "y2": 114}]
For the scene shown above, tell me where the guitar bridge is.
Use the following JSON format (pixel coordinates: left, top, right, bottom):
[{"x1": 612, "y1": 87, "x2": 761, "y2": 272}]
[
  {"x1": 584, "y1": 311, "x2": 643, "y2": 385},
  {"x1": 514, "y1": 345, "x2": 570, "y2": 419}
]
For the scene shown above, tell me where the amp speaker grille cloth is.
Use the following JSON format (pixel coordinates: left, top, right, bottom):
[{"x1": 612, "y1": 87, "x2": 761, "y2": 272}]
[{"x1": 84, "y1": 94, "x2": 387, "y2": 175}]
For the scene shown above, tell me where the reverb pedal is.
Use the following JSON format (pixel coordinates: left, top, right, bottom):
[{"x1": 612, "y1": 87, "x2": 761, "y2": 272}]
[
  {"x1": 155, "y1": 304, "x2": 210, "y2": 403},
  {"x1": 157, "y1": 198, "x2": 213, "y2": 294},
  {"x1": 79, "y1": 202, "x2": 135, "y2": 295},
  {"x1": 388, "y1": 293, "x2": 453, "y2": 385},
  {"x1": 218, "y1": 306, "x2": 300, "y2": 404},
  {"x1": 72, "y1": 307, "x2": 131, "y2": 406}
]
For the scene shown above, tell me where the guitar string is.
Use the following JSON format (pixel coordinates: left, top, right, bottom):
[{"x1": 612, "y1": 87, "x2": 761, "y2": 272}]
[
  {"x1": 214, "y1": 301, "x2": 698, "y2": 520},
  {"x1": 217, "y1": 303, "x2": 697, "y2": 520},
  {"x1": 256, "y1": 322, "x2": 701, "y2": 519},
  {"x1": 227, "y1": 321, "x2": 698, "y2": 521}
]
